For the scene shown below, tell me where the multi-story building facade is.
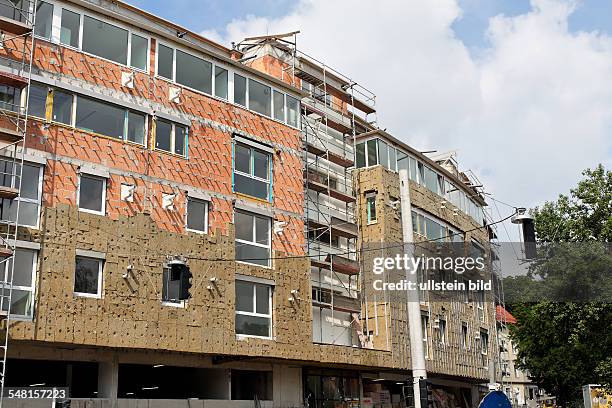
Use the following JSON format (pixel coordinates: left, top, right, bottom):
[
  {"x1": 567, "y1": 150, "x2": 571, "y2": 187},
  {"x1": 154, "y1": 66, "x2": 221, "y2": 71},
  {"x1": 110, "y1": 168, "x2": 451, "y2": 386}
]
[{"x1": 0, "y1": 1, "x2": 499, "y2": 407}]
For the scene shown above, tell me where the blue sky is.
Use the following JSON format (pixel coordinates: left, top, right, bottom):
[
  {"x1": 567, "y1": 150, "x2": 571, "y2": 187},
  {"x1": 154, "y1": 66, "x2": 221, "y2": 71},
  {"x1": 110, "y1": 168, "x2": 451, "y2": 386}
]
[{"x1": 130, "y1": 0, "x2": 612, "y2": 48}]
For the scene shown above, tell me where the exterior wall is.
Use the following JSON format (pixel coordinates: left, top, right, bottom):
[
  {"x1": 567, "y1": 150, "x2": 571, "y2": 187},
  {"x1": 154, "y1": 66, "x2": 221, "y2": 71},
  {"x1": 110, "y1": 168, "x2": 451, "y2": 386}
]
[{"x1": 355, "y1": 164, "x2": 496, "y2": 381}]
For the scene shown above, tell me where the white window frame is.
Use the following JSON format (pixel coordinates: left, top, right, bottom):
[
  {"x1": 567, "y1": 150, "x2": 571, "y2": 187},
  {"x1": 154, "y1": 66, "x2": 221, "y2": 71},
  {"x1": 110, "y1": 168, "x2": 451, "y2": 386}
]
[
  {"x1": 73, "y1": 255, "x2": 103, "y2": 298},
  {"x1": 77, "y1": 173, "x2": 107, "y2": 216},
  {"x1": 47, "y1": 0, "x2": 150, "y2": 72},
  {"x1": 235, "y1": 279, "x2": 273, "y2": 339},
  {"x1": 234, "y1": 210, "x2": 272, "y2": 269},
  {"x1": 438, "y1": 317, "x2": 447, "y2": 345},
  {"x1": 154, "y1": 119, "x2": 187, "y2": 157},
  {"x1": 461, "y1": 322, "x2": 469, "y2": 350},
  {"x1": 186, "y1": 196, "x2": 209, "y2": 234},
  {"x1": 32, "y1": 0, "x2": 54, "y2": 40},
  {"x1": 1, "y1": 247, "x2": 38, "y2": 320},
  {"x1": 421, "y1": 314, "x2": 430, "y2": 359},
  {"x1": 0, "y1": 159, "x2": 44, "y2": 229},
  {"x1": 366, "y1": 194, "x2": 377, "y2": 224},
  {"x1": 233, "y1": 143, "x2": 271, "y2": 201},
  {"x1": 161, "y1": 266, "x2": 185, "y2": 308}
]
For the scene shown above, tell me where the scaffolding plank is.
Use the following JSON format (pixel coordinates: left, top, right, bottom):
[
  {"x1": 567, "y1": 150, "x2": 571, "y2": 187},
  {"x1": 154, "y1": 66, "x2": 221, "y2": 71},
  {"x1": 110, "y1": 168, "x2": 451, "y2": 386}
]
[
  {"x1": 0, "y1": 16, "x2": 32, "y2": 36},
  {"x1": 0, "y1": 186, "x2": 19, "y2": 200},
  {"x1": 302, "y1": 100, "x2": 353, "y2": 134},
  {"x1": 0, "y1": 127, "x2": 22, "y2": 144},
  {"x1": 326, "y1": 254, "x2": 360, "y2": 276},
  {"x1": 312, "y1": 295, "x2": 361, "y2": 314},
  {"x1": 306, "y1": 176, "x2": 356, "y2": 203},
  {"x1": 0, "y1": 71, "x2": 28, "y2": 89}
]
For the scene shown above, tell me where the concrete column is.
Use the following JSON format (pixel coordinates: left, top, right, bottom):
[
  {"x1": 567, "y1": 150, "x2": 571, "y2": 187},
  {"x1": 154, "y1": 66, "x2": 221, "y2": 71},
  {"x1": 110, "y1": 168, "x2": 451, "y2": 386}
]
[
  {"x1": 97, "y1": 356, "x2": 119, "y2": 399},
  {"x1": 272, "y1": 365, "x2": 302, "y2": 407}
]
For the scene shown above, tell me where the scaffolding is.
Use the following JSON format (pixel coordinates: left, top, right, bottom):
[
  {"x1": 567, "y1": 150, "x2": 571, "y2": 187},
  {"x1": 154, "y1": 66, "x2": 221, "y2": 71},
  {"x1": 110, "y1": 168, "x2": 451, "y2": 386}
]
[
  {"x1": 0, "y1": 0, "x2": 37, "y2": 405},
  {"x1": 235, "y1": 35, "x2": 377, "y2": 347}
]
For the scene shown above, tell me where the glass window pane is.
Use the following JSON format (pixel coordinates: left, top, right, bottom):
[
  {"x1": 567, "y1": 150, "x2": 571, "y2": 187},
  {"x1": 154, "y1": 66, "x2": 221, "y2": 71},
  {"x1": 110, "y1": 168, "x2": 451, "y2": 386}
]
[
  {"x1": 273, "y1": 90, "x2": 284, "y2": 121},
  {"x1": 12, "y1": 249, "x2": 34, "y2": 287},
  {"x1": 235, "y1": 280, "x2": 253, "y2": 312},
  {"x1": 0, "y1": 85, "x2": 20, "y2": 112},
  {"x1": 20, "y1": 164, "x2": 39, "y2": 200},
  {"x1": 234, "y1": 211, "x2": 253, "y2": 242},
  {"x1": 176, "y1": 50, "x2": 212, "y2": 94},
  {"x1": 214, "y1": 66, "x2": 228, "y2": 99},
  {"x1": 397, "y1": 151, "x2": 408, "y2": 173},
  {"x1": 0, "y1": 0, "x2": 27, "y2": 22},
  {"x1": 187, "y1": 198, "x2": 207, "y2": 232},
  {"x1": 255, "y1": 216, "x2": 269, "y2": 246},
  {"x1": 234, "y1": 144, "x2": 251, "y2": 174},
  {"x1": 6, "y1": 289, "x2": 32, "y2": 317},
  {"x1": 409, "y1": 157, "x2": 417, "y2": 182},
  {"x1": 389, "y1": 147, "x2": 397, "y2": 171},
  {"x1": 158, "y1": 44, "x2": 173, "y2": 79},
  {"x1": 234, "y1": 174, "x2": 267, "y2": 200},
  {"x1": 130, "y1": 34, "x2": 148, "y2": 70},
  {"x1": 255, "y1": 284, "x2": 269, "y2": 314},
  {"x1": 235, "y1": 314, "x2": 270, "y2": 337},
  {"x1": 35, "y1": 1, "x2": 53, "y2": 39},
  {"x1": 127, "y1": 111, "x2": 145, "y2": 145},
  {"x1": 248, "y1": 80, "x2": 271, "y2": 117},
  {"x1": 253, "y1": 149, "x2": 269, "y2": 180},
  {"x1": 74, "y1": 256, "x2": 101, "y2": 295},
  {"x1": 79, "y1": 175, "x2": 104, "y2": 213},
  {"x1": 174, "y1": 125, "x2": 186, "y2": 156},
  {"x1": 52, "y1": 90, "x2": 72, "y2": 124},
  {"x1": 155, "y1": 120, "x2": 172, "y2": 152},
  {"x1": 60, "y1": 9, "x2": 80, "y2": 47},
  {"x1": 76, "y1": 96, "x2": 125, "y2": 139},
  {"x1": 234, "y1": 74, "x2": 247, "y2": 107},
  {"x1": 17, "y1": 201, "x2": 38, "y2": 227},
  {"x1": 236, "y1": 243, "x2": 269, "y2": 266},
  {"x1": 378, "y1": 140, "x2": 389, "y2": 169},
  {"x1": 355, "y1": 143, "x2": 366, "y2": 168},
  {"x1": 28, "y1": 83, "x2": 47, "y2": 119},
  {"x1": 82, "y1": 16, "x2": 128, "y2": 65},
  {"x1": 366, "y1": 139, "x2": 377, "y2": 166},
  {"x1": 286, "y1": 95, "x2": 299, "y2": 127}
]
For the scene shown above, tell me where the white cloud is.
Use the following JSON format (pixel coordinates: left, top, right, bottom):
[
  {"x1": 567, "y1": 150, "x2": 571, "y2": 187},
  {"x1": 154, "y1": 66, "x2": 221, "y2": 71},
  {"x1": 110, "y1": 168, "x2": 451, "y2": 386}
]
[{"x1": 204, "y1": 0, "x2": 612, "y2": 239}]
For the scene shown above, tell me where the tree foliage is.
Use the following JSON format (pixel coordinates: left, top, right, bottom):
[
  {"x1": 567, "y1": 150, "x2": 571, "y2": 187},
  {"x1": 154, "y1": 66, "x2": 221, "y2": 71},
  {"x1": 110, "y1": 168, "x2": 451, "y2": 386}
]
[{"x1": 507, "y1": 165, "x2": 612, "y2": 406}]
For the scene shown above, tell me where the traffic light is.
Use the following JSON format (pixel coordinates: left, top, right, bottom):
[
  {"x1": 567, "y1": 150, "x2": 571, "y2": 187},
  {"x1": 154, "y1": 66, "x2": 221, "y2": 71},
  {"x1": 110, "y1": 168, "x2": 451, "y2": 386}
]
[
  {"x1": 168, "y1": 259, "x2": 192, "y2": 300},
  {"x1": 418, "y1": 378, "x2": 433, "y2": 408}
]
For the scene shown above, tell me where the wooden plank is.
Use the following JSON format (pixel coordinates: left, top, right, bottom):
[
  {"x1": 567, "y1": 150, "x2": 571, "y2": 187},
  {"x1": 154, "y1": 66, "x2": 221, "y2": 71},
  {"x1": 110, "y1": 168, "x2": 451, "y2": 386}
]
[
  {"x1": 0, "y1": 186, "x2": 19, "y2": 200},
  {"x1": 0, "y1": 16, "x2": 32, "y2": 36},
  {"x1": 0, "y1": 127, "x2": 22, "y2": 144},
  {"x1": 0, "y1": 71, "x2": 28, "y2": 89}
]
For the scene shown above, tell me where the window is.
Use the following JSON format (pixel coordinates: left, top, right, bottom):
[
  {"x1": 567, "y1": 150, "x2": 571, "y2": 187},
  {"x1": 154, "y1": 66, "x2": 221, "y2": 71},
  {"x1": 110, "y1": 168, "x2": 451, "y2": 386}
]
[
  {"x1": 127, "y1": 111, "x2": 146, "y2": 145},
  {"x1": 74, "y1": 256, "x2": 103, "y2": 297},
  {"x1": 0, "y1": 85, "x2": 20, "y2": 112},
  {"x1": 409, "y1": 156, "x2": 418, "y2": 182},
  {"x1": 157, "y1": 44, "x2": 174, "y2": 79},
  {"x1": 82, "y1": 16, "x2": 128, "y2": 65},
  {"x1": 27, "y1": 83, "x2": 48, "y2": 119},
  {"x1": 234, "y1": 74, "x2": 247, "y2": 107},
  {"x1": 60, "y1": 8, "x2": 80, "y2": 47},
  {"x1": 366, "y1": 194, "x2": 376, "y2": 224},
  {"x1": 248, "y1": 79, "x2": 271, "y2": 117},
  {"x1": 286, "y1": 95, "x2": 299, "y2": 128},
  {"x1": 186, "y1": 197, "x2": 208, "y2": 233},
  {"x1": 0, "y1": 160, "x2": 43, "y2": 227},
  {"x1": 35, "y1": 1, "x2": 53, "y2": 39},
  {"x1": 354, "y1": 143, "x2": 365, "y2": 169},
  {"x1": 0, "y1": 0, "x2": 28, "y2": 22},
  {"x1": 51, "y1": 89, "x2": 73, "y2": 125},
  {"x1": 480, "y1": 330, "x2": 489, "y2": 355},
  {"x1": 233, "y1": 143, "x2": 271, "y2": 200},
  {"x1": 176, "y1": 50, "x2": 212, "y2": 94},
  {"x1": 235, "y1": 210, "x2": 271, "y2": 267},
  {"x1": 273, "y1": 90, "x2": 284, "y2": 121},
  {"x1": 231, "y1": 370, "x2": 273, "y2": 400},
  {"x1": 76, "y1": 96, "x2": 125, "y2": 139},
  {"x1": 438, "y1": 318, "x2": 447, "y2": 345},
  {"x1": 155, "y1": 119, "x2": 187, "y2": 156},
  {"x1": 461, "y1": 322, "x2": 469, "y2": 349},
  {"x1": 162, "y1": 265, "x2": 181, "y2": 304},
  {"x1": 1, "y1": 248, "x2": 37, "y2": 318},
  {"x1": 235, "y1": 280, "x2": 272, "y2": 337},
  {"x1": 423, "y1": 165, "x2": 440, "y2": 195},
  {"x1": 389, "y1": 146, "x2": 397, "y2": 171},
  {"x1": 214, "y1": 66, "x2": 228, "y2": 99},
  {"x1": 378, "y1": 140, "x2": 388, "y2": 169},
  {"x1": 130, "y1": 34, "x2": 148, "y2": 70},
  {"x1": 78, "y1": 174, "x2": 106, "y2": 215},
  {"x1": 366, "y1": 139, "x2": 377, "y2": 167},
  {"x1": 421, "y1": 315, "x2": 430, "y2": 358}
]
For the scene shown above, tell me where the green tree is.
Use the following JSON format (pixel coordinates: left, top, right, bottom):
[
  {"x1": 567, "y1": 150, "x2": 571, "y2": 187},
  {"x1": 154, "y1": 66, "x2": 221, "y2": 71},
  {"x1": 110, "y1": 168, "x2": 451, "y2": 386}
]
[{"x1": 508, "y1": 165, "x2": 612, "y2": 406}]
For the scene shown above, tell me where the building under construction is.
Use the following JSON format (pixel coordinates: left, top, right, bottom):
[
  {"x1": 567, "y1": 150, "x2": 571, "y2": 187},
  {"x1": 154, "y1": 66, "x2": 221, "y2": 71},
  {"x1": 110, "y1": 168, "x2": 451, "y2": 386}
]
[{"x1": 0, "y1": 1, "x2": 507, "y2": 407}]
